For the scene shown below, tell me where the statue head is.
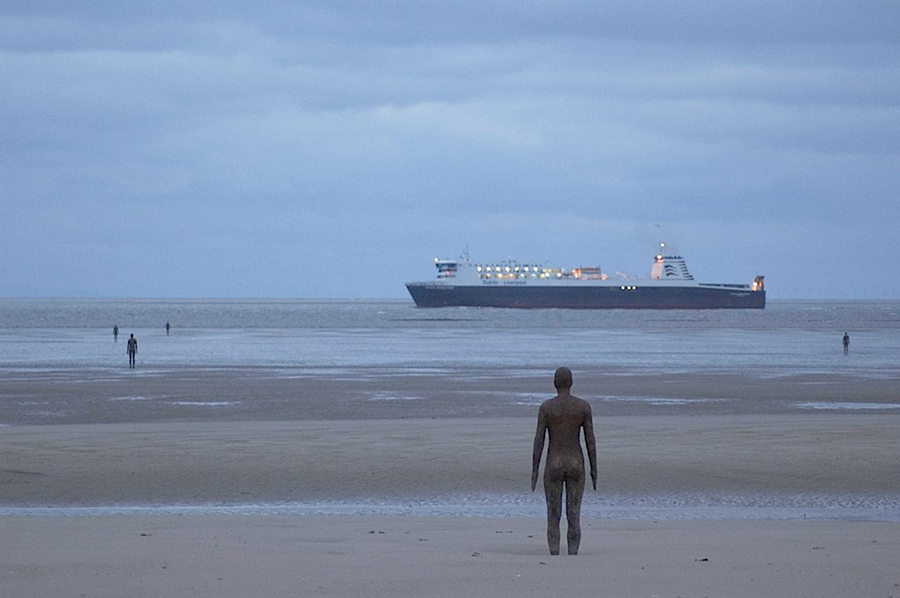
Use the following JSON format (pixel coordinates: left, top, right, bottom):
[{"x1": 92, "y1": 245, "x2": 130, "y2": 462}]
[{"x1": 554, "y1": 367, "x2": 573, "y2": 390}]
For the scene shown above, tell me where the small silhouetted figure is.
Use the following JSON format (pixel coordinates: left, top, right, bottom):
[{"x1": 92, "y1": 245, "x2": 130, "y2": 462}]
[
  {"x1": 843, "y1": 332, "x2": 850, "y2": 355},
  {"x1": 166, "y1": 321, "x2": 170, "y2": 336},
  {"x1": 532, "y1": 367, "x2": 598, "y2": 555},
  {"x1": 127, "y1": 334, "x2": 138, "y2": 368},
  {"x1": 113, "y1": 324, "x2": 119, "y2": 342}
]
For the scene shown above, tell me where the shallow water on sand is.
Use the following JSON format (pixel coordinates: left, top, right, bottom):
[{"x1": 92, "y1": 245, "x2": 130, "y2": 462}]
[
  {"x1": 2, "y1": 494, "x2": 898, "y2": 522},
  {"x1": 2, "y1": 299, "x2": 899, "y2": 425},
  {"x1": 2, "y1": 299, "x2": 898, "y2": 377}
]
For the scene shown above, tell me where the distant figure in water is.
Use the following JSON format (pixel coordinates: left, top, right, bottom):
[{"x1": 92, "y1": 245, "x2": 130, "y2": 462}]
[
  {"x1": 113, "y1": 324, "x2": 119, "y2": 342},
  {"x1": 166, "y1": 321, "x2": 170, "y2": 336},
  {"x1": 843, "y1": 332, "x2": 850, "y2": 355},
  {"x1": 532, "y1": 367, "x2": 598, "y2": 555},
  {"x1": 127, "y1": 334, "x2": 138, "y2": 368}
]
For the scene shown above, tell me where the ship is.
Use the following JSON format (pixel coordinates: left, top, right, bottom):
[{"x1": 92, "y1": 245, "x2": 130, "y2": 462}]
[{"x1": 406, "y1": 244, "x2": 765, "y2": 309}]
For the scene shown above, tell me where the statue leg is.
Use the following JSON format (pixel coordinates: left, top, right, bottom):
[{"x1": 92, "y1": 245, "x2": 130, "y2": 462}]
[
  {"x1": 543, "y1": 475, "x2": 563, "y2": 555},
  {"x1": 565, "y1": 474, "x2": 586, "y2": 555}
]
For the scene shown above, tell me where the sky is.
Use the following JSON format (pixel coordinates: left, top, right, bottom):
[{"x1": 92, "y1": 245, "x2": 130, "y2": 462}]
[{"x1": 2, "y1": 1, "x2": 898, "y2": 299}]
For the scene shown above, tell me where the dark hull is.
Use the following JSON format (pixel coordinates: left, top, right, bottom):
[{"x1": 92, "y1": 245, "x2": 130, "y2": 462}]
[{"x1": 406, "y1": 284, "x2": 765, "y2": 309}]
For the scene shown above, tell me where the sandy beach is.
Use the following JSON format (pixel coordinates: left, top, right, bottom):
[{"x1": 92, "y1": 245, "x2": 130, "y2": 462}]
[
  {"x1": 2, "y1": 365, "x2": 899, "y2": 596},
  {"x1": 4, "y1": 516, "x2": 897, "y2": 598},
  {"x1": 3, "y1": 414, "x2": 899, "y2": 596},
  {"x1": 2, "y1": 416, "x2": 898, "y2": 509},
  {"x1": 4, "y1": 364, "x2": 900, "y2": 425}
]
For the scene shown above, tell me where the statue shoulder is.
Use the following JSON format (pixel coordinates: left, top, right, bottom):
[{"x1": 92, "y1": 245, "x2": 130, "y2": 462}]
[{"x1": 573, "y1": 395, "x2": 593, "y2": 413}]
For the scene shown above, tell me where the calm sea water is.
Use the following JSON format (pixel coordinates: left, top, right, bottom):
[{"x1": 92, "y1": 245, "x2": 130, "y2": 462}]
[{"x1": 1, "y1": 298, "x2": 898, "y2": 379}]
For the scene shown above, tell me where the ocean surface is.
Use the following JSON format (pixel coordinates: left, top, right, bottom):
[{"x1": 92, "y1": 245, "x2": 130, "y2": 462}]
[{"x1": 2, "y1": 298, "x2": 899, "y2": 377}]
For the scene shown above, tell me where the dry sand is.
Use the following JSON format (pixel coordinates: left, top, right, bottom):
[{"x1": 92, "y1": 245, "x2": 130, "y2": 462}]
[{"x1": 3, "y1": 516, "x2": 897, "y2": 598}]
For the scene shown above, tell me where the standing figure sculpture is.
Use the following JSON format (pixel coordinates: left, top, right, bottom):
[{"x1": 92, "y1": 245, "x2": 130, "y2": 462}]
[
  {"x1": 532, "y1": 367, "x2": 597, "y2": 555},
  {"x1": 127, "y1": 333, "x2": 138, "y2": 368}
]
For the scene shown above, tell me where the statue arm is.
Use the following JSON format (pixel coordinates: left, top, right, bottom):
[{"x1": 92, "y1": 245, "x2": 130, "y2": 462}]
[
  {"x1": 583, "y1": 406, "x2": 598, "y2": 490},
  {"x1": 531, "y1": 409, "x2": 547, "y2": 492}
]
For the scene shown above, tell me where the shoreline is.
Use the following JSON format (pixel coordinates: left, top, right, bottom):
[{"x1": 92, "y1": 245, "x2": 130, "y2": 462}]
[{"x1": 3, "y1": 501, "x2": 897, "y2": 522}]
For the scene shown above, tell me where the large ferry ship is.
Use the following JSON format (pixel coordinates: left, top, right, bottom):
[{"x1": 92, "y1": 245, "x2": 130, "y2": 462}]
[{"x1": 406, "y1": 244, "x2": 765, "y2": 309}]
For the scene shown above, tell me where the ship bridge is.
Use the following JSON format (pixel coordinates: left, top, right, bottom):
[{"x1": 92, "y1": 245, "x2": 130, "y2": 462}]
[
  {"x1": 434, "y1": 259, "x2": 458, "y2": 279},
  {"x1": 651, "y1": 244, "x2": 694, "y2": 281}
]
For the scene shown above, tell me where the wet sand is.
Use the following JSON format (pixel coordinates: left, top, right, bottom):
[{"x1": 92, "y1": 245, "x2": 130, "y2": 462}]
[
  {"x1": 1, "y1": 417, "x2": 898, "y2": 509},
  {"x1": 3, "y1": 364, "x2": 899, "y2": 425}
]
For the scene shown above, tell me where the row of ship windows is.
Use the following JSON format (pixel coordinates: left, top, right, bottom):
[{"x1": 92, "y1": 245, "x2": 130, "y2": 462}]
[
  {"x1": 477, "y1": 265, "x2": 544, "y2": 274},
  {"x1": 478, "y1": 264, "x2": 554, "y2": 280},
  {"x1": 480, "y1": 272, "x2": 557, "y2": 280}
]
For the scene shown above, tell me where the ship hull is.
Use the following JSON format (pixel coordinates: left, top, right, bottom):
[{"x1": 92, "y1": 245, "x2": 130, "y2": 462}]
[{"x1": 406, "y1": 283, "x2": 765, "y2": 309}]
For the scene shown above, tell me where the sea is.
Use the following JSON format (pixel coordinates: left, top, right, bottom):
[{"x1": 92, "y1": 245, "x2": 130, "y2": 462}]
[
  {"x1": 1, "y1": 298, "x2": 898, "y2": 520},
  {"x1": 2, "y1": 297, "x2": 899, "y2": 376}
]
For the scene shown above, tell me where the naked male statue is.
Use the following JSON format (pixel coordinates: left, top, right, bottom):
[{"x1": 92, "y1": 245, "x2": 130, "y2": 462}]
[{"x1": 531, "y1": 367, "x2": 598, "y2": 555}]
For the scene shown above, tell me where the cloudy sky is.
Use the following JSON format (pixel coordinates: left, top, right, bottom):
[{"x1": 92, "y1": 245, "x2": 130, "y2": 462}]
[{"x1": 2, "y1": 1, "x2": 898, "y2": 299}]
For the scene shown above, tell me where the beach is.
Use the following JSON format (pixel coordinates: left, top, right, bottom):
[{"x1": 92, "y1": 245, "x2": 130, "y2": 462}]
[
  {"x1": 4, "y1": 516, "x2": 897, "y2": 598},
  {"x1": 2, "y1": 413, "x2": 898, "y2": 511},
  {"x1": 3, "y1": 371, "x2": 899, "y2": 596},
  {"x1": 2, "y1": 300, "x2": 899, "y2": 596}
]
